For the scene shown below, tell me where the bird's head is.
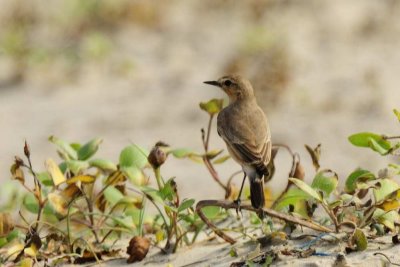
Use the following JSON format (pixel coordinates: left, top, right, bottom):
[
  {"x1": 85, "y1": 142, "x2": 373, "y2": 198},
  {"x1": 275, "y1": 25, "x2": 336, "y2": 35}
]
[{"x1": 204, "y1": 74, "x2": 254, "y2": 103}]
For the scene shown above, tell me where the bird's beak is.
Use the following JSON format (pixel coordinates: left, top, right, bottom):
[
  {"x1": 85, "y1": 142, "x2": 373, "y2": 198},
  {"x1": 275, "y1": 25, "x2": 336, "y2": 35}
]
[{"x1": 203, "y1": 80, "x2": 221, "y2": 87}]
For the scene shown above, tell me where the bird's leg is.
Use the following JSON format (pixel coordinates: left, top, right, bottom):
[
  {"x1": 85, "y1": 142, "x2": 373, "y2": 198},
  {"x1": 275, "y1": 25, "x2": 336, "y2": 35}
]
[{"x1": 234, "y1": 172, "x2": 247, "y2": 215}]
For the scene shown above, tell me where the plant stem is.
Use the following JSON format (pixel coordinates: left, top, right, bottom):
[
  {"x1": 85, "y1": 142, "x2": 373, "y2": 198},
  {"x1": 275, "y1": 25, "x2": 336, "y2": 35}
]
[
  {"x1": 138, "y1": 195, "x2": 146, "y2": 236},
  {"x1": 201, "y1": 114, "x2": 228, "y2": 192},
  {"x1": 321, "y1": 202, "x2": 339, "y2": 233},
  {"x1": 83, "y1": 194, "x2": 100, "y2": 243},
  {"x1": 383, "y1": 135, "x2": 400, "y2": 140},
  {"x1": 154, "y1": 167, "x2": 164, "y2": 190},
  {"x1": 196, "y1": 200, "x2": 333, "y2": 244},
  {"x1": 205, "y1": 115, "x2": 214, "y2": 151}
]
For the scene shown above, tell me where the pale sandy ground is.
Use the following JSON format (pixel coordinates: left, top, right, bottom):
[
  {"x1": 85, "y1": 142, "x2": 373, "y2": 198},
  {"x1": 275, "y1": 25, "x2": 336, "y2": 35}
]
[{"x1": 1, "y1": 1, "x2": 400, "y2": 266}]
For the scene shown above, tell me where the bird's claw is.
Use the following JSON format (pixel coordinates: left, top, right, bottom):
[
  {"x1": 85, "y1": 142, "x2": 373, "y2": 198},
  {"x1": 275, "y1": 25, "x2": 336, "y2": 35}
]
[{"x1": 233, "y1": 199, "x2": 242, "y2": 216}]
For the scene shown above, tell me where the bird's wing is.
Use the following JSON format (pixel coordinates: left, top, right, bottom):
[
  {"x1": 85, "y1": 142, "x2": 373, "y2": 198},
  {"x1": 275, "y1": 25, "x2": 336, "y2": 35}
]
[{"x1": 218, "y1": 107, "x2": 271, "y2": 169}]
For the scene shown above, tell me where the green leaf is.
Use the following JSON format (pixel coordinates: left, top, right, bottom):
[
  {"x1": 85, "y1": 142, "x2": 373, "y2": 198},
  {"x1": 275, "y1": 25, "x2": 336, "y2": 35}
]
[
  {"x1": 119, "y1": 144, "x2": 148, "y2": 169},
  {"x1": 89, "y1": 158, "x2": 117, "y2": 172},
  {"x1": 345, "y1": 169, "x2": 375, "y2": 193},
  {"x1": 23, "y1": 193, "x2": 39, "y2": 213},
  {"x1": 112, "y1": 215, "x2": 135, "y2": 230},
  {"x1": 373, "y1": 208, "x2": 400, "y2": 231},
  {"x1": 178, "y1": 199, "x2": 195, "y2": 213},
  {"x1": 122, "y1": 166, "x2": 145, "y2": 186},
  {"x1": 311, "y1": 170, "x2": 338, "y2": 197},
  {"x1": 352, "y1": 228, "x2": 367, "y2": 251},
  {"x1": 48, "y1": 136, "x2": 77, "y2": 160},
  {"x1": 274, "y1": 188, "x2": 311, "y2": 210},
  {"x1": 205, "y1": 149, "x2": 223, "y2": 160},
  {"x1": 66, "y1": 175, "x2": 95, "y2": 184},
  {"x1": 160, "y1": 179, "x2": 176, "y2": 201},
  {"x1": 201, "y1": 206, "x2": 221, "y2": 219},
  {"x1": 199, "y1": 98, "x2": 224, "y2": 115},
  {"x1": 70, "y1": 143, "x2": 81, "y2": 151},
  {"x1": 373, "y1": 179, "x2": 400, "y2": 203},
  {"x1": 65, "y1": 160, "x2": 89, "y2": 174},
  {"x1": 104, "y1": 186, "x2": 124, "y2": 206},
  {"x1": 139, "y1": 186, "x2": 164, "y2": 204},
  {"x1": 289, "y1": 178, "x2": 322, "y2": 202},
  {"x1": 36, "y1": 172, "x2": 53, "y2": 186},
  {"x1": 348, "y1": 132, "x2": 391, "y2": 154},
  {"x1": 369, "y1": 137, "x2": 390, "y2": 155},
  {"x1": 213, "y1": 155, "x2": 231, "y2": 164},
  {"x1": 394, "y1": 109, "x2": 400, "y2": 122},
  {"x1": 170, "y1": 148, "x2": 196, "y2": 158},
  {"x1": 77, "y1": 138, "x2": 103, "y2": 160}
]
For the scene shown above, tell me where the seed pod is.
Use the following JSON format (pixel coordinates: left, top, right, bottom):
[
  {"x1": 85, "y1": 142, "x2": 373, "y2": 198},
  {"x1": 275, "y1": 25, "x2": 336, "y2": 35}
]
[
  {"x1": 147, "y1": 142, "x2": 169, "y2": 168},
  {"x1": 24, "y1": 140, "x2": 30, "y2": 158},
  {"x1": 126, "y1": 236, "x2": 150, "y2": 263}
]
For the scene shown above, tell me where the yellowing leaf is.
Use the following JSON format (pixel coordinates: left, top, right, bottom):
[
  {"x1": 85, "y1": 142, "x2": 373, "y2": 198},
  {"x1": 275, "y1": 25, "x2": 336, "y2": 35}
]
[
  {"x1": 205, "y1": 149, "x2": 223, "y2": 160},
  {"x1": 213, "y1": 155, "x2": 231, "y2": 164},
  {"x1": 7, "y1": 243, "x2": 24, "y2": 259},
  {"x1": 19, "y1": 258, "x2": 34, "y2": 267},
  {"x1": 48, "y1": 192, "x2": 68, "y2": 216},
  {"x1": 0, "y1": 213, "x2": 14, "y2": 237},
  {"x1": 394, "y1": 109, "x2": 400, "y2": 122},
  {"x1": 24, "y1": 245, "x2": 38, "y2": 257},
  {"x1": 199, "y1": 98, "x2": 224, "y2": 115},
  {"x1": 373, "y1": 179, "x2": 400, "y2": 203},
  {"x1": 45, "y1": 158, "x2": 66, "y2": 186},
  {"x1": 155, "y1": 230, "x2": 164, "y2": 243},
  {"x1": 379, "y1": 199, "x2": 400, "y2": 211},
  {"x1": 66, "y1": 175, "x2": 95, "y2": 185},
  {"x1": 352, "y1": 228, "x2": 367, "y2": 251},
  {"x1": 10, "y1": 163, "x2": 25, "y2": 184}
]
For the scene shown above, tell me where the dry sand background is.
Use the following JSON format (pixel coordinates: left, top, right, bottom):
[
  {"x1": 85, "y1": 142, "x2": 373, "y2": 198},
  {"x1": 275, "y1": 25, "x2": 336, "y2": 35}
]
[
  {"x1": 1, "y1": 1, "x2": 400, "y2": 202},
  {"x1": 1, "y1": 1, "x2": 400, "y2": 266}
]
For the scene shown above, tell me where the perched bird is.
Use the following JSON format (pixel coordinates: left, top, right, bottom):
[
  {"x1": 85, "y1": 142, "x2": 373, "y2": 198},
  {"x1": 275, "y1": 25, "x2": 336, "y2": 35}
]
[{"x1": 204, "y1": 75, "x2": 271, "y2": 216}]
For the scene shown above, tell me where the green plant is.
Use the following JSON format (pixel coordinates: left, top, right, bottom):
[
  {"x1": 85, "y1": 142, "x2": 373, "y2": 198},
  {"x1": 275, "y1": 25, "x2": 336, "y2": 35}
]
[
  {"x1": 1, "y1": 134, "x2": 214, "y2": 265},
  {"x1": 274, "y1": 108, "x2": 400, "y2": 252}
]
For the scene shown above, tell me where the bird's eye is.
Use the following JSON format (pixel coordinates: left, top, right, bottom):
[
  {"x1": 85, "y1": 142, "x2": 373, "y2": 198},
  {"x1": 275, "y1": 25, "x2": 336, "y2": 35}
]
[{"x1": 224, "y1": 80, "x2": 232, "y2": 86}]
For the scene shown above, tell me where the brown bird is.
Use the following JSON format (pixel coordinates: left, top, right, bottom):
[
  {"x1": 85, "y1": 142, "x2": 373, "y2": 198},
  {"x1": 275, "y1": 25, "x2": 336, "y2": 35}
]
[{"x1": 204, "y1": 75, "x2": 271, "y2": 216}]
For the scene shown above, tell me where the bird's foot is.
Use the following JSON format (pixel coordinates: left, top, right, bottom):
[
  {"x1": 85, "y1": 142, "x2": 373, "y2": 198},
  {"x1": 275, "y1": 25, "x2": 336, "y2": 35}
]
[{"x1": 233, "y1": 198, "x2": 242, "y2": 217}]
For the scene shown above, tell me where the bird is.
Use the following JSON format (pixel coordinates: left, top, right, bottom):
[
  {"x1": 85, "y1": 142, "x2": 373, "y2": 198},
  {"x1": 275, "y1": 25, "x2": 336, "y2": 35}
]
[{"x1": 204, "y1": 74, "x2": 271, "y2": 217}]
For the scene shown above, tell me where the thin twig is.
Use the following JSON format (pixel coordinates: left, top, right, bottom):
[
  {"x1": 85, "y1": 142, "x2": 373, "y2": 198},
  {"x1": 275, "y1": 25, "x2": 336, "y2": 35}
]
[
  {"x1": 374, "y1": 252, "x2": 400, "y2": 266},
  {"x1": 382, "y1": 135, "x2": 400, "y2": 140},
  {"x1": 201, "y1": 115, "x2": 228, "y2": 191},
  {"x1": 196, "y1": 199, "x2": 333, "y2": 244},
  {"x1": 271, "y1": 149, "x2": 299, "y2": 209}
]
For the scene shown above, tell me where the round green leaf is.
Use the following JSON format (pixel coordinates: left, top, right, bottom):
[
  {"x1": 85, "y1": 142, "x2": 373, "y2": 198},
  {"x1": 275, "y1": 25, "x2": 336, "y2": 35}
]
[
  {"x1": 345, "y1": 169, "x2": 375, "y2": 193},
  {"x1": 77, "y1": 138, "x2": 103, "y2": 160},
  {"x1": 48, "y1": 136, "x2": 77, "y2": 160},
  {"x1": 348, "y1": 132, "x2": 391, "y2": 154},
  {"x1": 104, "y1": 186, "x2": 124, "y2": 206},
  {"x1": 119, "y1": 144, "x2": 148, "y2": 169},
  {"x1": 352, "y1": 228, "x2": 367, "y2": 251},
  {"x1": 274, "y1": 188, "x2": 311, "y2": 210},
  {"x1": 199, "y1": 98, "x2": 224, "y2": 115},
  {"x1": 178, "y1": 199, "x2": 195, "y2": 213},
  {"x1": 89, "y1": 158, "x2": 117, "y2": 172},
  {"x1": 373, "y1": 179, "x2": 400, "y2": 203},
  {"x1": 289, "y1": 178, "x2": 322, "y2": 202},
  {"x1": 311, "y1": 170, "x2": 338, "y2": 197}
]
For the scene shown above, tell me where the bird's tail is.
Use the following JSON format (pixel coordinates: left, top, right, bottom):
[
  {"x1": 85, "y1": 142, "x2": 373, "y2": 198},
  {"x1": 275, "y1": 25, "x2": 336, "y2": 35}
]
[{"x1": 250, "y1": 176, "x2": 265, "y2": 218}]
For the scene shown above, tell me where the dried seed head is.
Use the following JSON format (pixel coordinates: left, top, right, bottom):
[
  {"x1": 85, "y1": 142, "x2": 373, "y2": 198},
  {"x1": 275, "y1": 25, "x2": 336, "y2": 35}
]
[
  {"x1": 126, "y1": 236, "x2": 150, "y2": 263},
  {"x1": 24, "y1": 140, "x2": 30, "y2": 158},
  {"x1": 14, "y1": 156, "x2": 24, "y2": 167},
  {"x1": 148, "y1": 143, "x2": 168, "y2": 168}
]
